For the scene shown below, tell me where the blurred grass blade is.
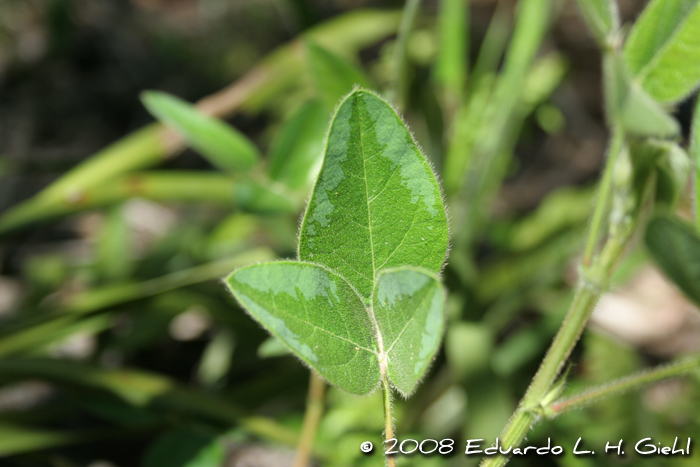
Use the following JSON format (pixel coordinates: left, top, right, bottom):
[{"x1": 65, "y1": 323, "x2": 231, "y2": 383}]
[
  {"x1": 267, "y1": 100, "x2": 328, "y2": 189},
  {"x1": 60, "y1": 247, "x2": 275, "y2": 315},
  {"x1": 391, "y1": 0, "x2": 422, "y2": 110},
  {"x1": 0, "y1": 423, "x2": 87, "y2": 457},
  {"x1": 142, "y1": 91, "x2": 259, "y2": 172},
  {"x1": 0, "y1": 9, "x2": 401, "y2": 236},
  {"x1": 306, "y1": 41, "x2": 373, "y2": 108},
  {"x1": 624, "y1": 0, "x2": 700, "y2": 104},
  {"x1": 469, "y1": 0, "x2": 511, "y2": 89},
  {"x1": 645, "y1": 216, "x2": 700, "y2": 307},
  {"x1": 434, "y1": 0, "x2": 468, "y2": 107},
  {"x1": 0, "y1": 314, "x2": 112, "y2": 359},
  {"x1": 0, "y1": 172, "x2": 296, "y2": 234},
  {"x1": 0, "y1": 358, "x2": 299, "y2": 446},
  {"x1": 574, "y1": 0, "x2": 619, "y2": 46}
]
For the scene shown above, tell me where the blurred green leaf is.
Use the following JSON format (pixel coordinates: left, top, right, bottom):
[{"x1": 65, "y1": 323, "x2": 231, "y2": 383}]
[
  {"x1": 196, "y1": 330, "x2": 236, "y2": 388},
  {"x1": 491, "y1": 328, "x2": 545, "y2": 376},
  {"x1": 257, "y1": 336, "x2": 290, "y2": 358},
  {"x1": 306, "y1": 41, "x2": 372, "y2": 108},
  {"x1": 605, "y1": 52, "x2": 680, "y2": 137},
  {"x1": 508, "y1": 186, "x2": 595, "y2": 251},
  {"x1": 645, "y1": 215, "x2": 700, "y2": 307},
  {"x1": 624, "y1": 0, "x2": 700, "y2": 104},
  {"x1": 142, "y1": 91, "x2": 259, "y2": 172},
  {"x1": 96, "y1": 205, "x2": 132, "y2": 282},
  {"x1": 268, "y1": 100, "x2": 328, "y2": 189},
  {"x1": 629, "y1": 139, "x2": 690, "y2": 209},
  {"x1": 0, "y1": 423, "x2": 85, "y2": 456},
  {"x1": 574, "y1": 0, "x2": 619, "y2": 46},
  {"x1": 445, "y1": 322, "x2": 493, "y2": 380},
  {"x1": 143, "y1": 427, "x2": 225, "y2": 467}
]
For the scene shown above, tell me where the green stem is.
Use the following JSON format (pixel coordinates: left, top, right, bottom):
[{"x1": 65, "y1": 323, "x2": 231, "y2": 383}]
[
  {"x1": 549, "y1": 355, "x2": 700, "y2": 416},
  {"x1": 383, "y1": 374, "x2": 396, "y2": 467},
  {"x1": 392, "y1": 0, "x2": 422, "y2": 112},
  {"x1": 582, "y1": 127, "x2": 625, "y2": 266},
  {"x1": 480, "y1": 126, "x2": 629, "y2": 467},
  {"x1": 293, "y1": 372, "x2": 326, "y2": 467}
]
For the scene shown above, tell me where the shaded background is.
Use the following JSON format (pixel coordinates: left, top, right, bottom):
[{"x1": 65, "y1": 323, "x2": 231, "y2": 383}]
[{"x1": 1, "y1": 1, "x2": 699, "y2": 467}]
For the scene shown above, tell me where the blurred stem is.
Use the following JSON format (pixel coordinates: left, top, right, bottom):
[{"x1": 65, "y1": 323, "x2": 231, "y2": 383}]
[
  {"x1": 693, "y1": 96, "x2": 700, "y2": 232},
  {"x1": 60, "y1": 248, "x2": 275, "y2": 315},
  {"x1": 480, "y1": 124, "x2": 631, "y2": 467},
  {"x1": 292, "y1": 372, "x2": 326, "y2": 467},
  {"x1": 0, "y1": 172, "x2": 296, "y2": 235},
  {"x1": 392, "y1": 0, "x2": 421, "y2": 112},
  {"x1": 583, "y1": 127, "x2": 624, "y2": 266},
  {"x1": 548, "y1": 354, "x2": 700, "y2": 416},
  {"x1": 383, "y1": 374, "x2": 396, "y2": 467}
]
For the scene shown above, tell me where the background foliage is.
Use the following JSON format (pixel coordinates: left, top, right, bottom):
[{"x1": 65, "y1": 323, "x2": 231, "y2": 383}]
[{"x1": 1, "y1": 1, "x2": 699, "y2": 467}]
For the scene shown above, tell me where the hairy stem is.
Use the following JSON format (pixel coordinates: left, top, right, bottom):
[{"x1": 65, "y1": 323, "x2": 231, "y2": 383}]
[
  {"x1": 480, "y1": 125, "x2": 629, "y2": 467},
  {"x1": 550, "y1": 355, "x2": 700, "y2": 416},
  {"x1": 292, "y1": 372, "x2": 326, "y2": 467},
  {"x1": 383, "y1": 374, "x2": 396, "y2": 467},
  {"x1": 583, "y1": 127, "x2": 625, "y2": 265}
]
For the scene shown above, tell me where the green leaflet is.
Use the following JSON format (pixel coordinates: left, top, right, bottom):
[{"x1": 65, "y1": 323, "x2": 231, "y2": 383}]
[
  {"x1": 141, "y1": 91, "x2": 259, "y2": 172},
  {"x1": 373, "y1": 267, "x2": 444, "y2": 395},
  {"x1": 228, "y1": 261, "x2": 379, "y2": 395},
  {"x1": 645, "y1": 216, "x2": 700, "y2": 307},
  {"x1": 604, "y1": 53, "x2": 679, "y2": 137},
  {"x1": 299, "y1": 90, "x2": 449, "y2": 299},
  {"x1": 226, "y1": 262, "x2": 444, "y2": 395},
  {"x1": 624, "y1": 0, "x2": 700, "y2": 103},
  {"x1": 574, "y1": 0, "x2": 619, "y2": 46},
  {"x1": 226, "y1": 89, "x2": 448, "y2": 395}
]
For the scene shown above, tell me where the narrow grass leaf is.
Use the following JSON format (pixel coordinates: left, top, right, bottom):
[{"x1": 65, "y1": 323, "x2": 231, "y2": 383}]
[
  {"x1": 142, "y1": 91, "x2": 259, "y2": 171},
  {"x1": 268, "y1": 100, "x2": 328, "y2": 189},
  {"x1": 435, "y1": 0, "x2": 468, "y2": 100},
  {"x1": 645, "y1": 215, "x2": 700, "y2": 307},
  {"x1": 306, "y1": 41, "x2": 373, "y2": 108},
  {"x1": 0, "y1": 423, "x2": 84, "y2": 456},
  {"x1": 624, "y1": 0, "x2": 700, "y2": 103},
  {"x1": 298, "y1": 90, "x2": 449, "y2": 299}
]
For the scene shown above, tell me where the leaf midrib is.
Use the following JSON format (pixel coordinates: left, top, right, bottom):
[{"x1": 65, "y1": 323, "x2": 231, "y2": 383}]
[{"x1": 357, "y1": 97, "x2": 389, "y2": 373}]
